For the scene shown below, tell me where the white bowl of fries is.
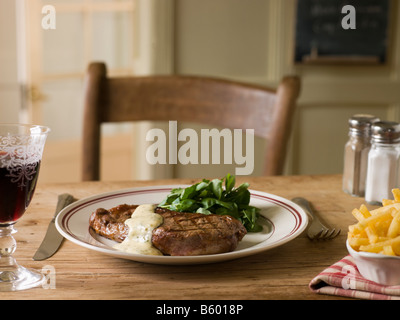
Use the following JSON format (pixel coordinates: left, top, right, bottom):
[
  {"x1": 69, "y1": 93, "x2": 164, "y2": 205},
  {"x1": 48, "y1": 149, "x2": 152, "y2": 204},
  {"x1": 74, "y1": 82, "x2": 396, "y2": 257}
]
[
  {"x1": 347, "y1": 189, "x2": 400, "y2": 286},
  {"x1": 346, "y1": 240, "x2": 400, "y2": 286}
]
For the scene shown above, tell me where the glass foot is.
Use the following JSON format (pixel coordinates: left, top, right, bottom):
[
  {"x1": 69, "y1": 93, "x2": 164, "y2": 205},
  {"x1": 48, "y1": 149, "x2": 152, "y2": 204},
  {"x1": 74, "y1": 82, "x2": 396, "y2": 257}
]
[
  {"x1": 0, "y1": 257, "x2": 45, "y2": 291},
  {"x1": 0, "y1": 225, "x2": 45, "y2": 291}
]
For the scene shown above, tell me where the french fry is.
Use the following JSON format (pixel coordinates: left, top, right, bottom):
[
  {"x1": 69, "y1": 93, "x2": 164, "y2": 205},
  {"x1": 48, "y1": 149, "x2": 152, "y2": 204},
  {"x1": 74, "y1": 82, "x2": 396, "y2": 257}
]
[
  {"x1": 359, "y1": 204, "x2": 371, "y2": 218},
  {"x1": 351, "y1": 205, "x2": 371, "y2": 222},
  {"x1": 382, "y1": 189, "x2": 400, "y2": 206},
  {"x1": 365, "y1": 223, "x2": 378, "y2": 244},
  {"x1": 352, "y1": 209, "x2": 365, "y2": 222},
  {"x1": 355, "y1": 209, "x2": 393, "y2": 229},
  {"x1": 383, "y1": 245, "x2": 396, "y2": 256},
  {"x1": 392, "y1": 241, "x2": 400, "y2": 255},
  {"x1": 348, "y1": 236, "x2": 370, "y2": 250},
  {"x1": 392, "y1": 188, "x2": 400, "y2": 202},
  {"x1": 370, "y1": 203, "x2": 399, "y2": 215},
  {"x1": 387, "y1": 211, "x2": 400, "y2": 238},
  {"x1": 382, "y1": 199, "x2": 396, "y2": 206},
  {"x1": 375, "y1": 218, "x2": 391, "y2": 237},
  {"x1": 359, "y1": 235, "x2": 400, "y2": 253}
]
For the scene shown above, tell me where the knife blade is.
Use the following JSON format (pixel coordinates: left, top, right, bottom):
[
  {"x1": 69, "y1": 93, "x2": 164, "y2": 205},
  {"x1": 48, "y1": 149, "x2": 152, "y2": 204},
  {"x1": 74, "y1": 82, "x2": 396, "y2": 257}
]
[{"x1": 33, "y1": 193, "x2": 76, "y2": 261}]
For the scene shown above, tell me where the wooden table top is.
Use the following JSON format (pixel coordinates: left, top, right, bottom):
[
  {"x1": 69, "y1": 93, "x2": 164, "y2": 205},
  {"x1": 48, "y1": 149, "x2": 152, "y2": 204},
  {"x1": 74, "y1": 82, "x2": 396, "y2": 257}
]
[{"x1": 1, "y1": 174, "x2": 370, "y2": 300}]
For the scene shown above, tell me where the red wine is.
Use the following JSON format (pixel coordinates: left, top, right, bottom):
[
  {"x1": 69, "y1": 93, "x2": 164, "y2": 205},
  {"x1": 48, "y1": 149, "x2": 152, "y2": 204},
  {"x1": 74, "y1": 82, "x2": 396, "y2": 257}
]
[{"x1": 0, "y1": 161, "x2": 41, "y2": 225}]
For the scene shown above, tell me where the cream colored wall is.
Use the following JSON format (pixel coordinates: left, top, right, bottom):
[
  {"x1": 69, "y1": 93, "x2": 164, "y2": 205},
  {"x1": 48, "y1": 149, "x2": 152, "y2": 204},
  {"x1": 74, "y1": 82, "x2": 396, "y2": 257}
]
[
  {"x1": 0, "y1": 1, "x2": 20, "y2": 123},
  {"x1": 173, "y1": 0, "x2": 400, "y2": 176},
  {"x1": 4, "y1": 0, "x2": 399, "y2": 181},
  {"x1": 18, "y1": 0, "x2": 139, "y2": 183}
]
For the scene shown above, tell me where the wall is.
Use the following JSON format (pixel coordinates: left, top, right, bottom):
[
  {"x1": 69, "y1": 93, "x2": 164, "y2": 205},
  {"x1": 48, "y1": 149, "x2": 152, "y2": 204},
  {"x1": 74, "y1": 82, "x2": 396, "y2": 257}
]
[
  {"x1": 3, "y1": 0, "x2": 399, "y2": 181},
  {"x1": 0, "y1": 1, "x2": 20, "y2": 122},
  {"x1": 173, "y1": 0, "x2": 400, "y2": 176}
]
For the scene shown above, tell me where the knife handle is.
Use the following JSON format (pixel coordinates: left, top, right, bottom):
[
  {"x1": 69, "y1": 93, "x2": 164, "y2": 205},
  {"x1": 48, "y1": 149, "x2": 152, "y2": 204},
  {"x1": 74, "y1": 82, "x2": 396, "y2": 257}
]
[{"x1": 53, "y1": 194, "x2": 76, "y2": 219}]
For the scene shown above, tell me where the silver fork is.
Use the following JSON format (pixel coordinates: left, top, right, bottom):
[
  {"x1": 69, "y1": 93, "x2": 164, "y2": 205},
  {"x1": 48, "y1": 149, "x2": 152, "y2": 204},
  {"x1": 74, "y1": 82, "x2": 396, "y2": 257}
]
[{"x1": 292, "y1": 197, "x2": 341, "y2": 240}]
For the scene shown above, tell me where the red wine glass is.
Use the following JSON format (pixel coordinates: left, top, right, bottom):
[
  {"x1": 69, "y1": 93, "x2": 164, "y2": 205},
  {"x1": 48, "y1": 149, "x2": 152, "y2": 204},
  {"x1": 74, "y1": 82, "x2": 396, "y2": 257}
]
[{"x1": 0, "y1": 123, "x2": 49, "y2": 291}]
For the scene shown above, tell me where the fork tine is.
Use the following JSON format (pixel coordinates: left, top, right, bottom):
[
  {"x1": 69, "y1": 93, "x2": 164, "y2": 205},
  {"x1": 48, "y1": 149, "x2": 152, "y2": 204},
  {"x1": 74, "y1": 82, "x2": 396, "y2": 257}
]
[
  {"x1": 324, "y1": 229, "x2": 336, "y2": 239},
  {"x1": 293, "y1": 197, "x2": 340, "y2": 242},
  {"x1": 329, "y1": 229, "x2": 341, "y2": 240},
  {"x1": 309, "y1": 228, "x2": 342, "y2": 240},
  {"x1": 317, "y1": 229, "x2": 330, "y2": 240},
  {"x1": 318, "y1": 228, "x2": 341, "y2": 240},
  {"x1": 308, "y1": 229, "x2": 323, "y2": 240}
]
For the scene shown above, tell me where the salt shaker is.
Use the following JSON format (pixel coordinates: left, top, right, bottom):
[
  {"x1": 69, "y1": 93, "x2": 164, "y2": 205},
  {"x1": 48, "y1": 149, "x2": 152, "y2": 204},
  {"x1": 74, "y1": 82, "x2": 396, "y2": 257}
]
[
  {"x1": 342, "y1": 114, "x2": 379, "y2": 197},
  {"x1": 365, "y1": 121, "x2": 400, "y2": 205}
]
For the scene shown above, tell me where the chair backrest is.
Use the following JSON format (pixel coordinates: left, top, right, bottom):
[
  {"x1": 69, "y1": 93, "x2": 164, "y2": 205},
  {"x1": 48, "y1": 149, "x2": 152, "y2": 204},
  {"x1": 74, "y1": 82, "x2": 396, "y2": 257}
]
[{"x1": 82, "y1": 62, "x2": 300, "y2": 181}]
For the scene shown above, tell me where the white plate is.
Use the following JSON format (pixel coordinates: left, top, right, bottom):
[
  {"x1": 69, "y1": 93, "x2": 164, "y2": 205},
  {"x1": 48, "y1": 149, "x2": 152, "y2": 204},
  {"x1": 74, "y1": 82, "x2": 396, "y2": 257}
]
[{"x1": 55, "y1": 185, "x2": 308, "y2": 265}]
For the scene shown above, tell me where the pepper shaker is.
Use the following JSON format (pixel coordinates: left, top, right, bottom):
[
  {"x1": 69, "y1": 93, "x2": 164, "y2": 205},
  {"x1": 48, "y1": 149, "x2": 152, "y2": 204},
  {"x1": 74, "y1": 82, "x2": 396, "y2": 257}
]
[{"x1": 342, "y1": 114, "x2": 379, "y2": 197}]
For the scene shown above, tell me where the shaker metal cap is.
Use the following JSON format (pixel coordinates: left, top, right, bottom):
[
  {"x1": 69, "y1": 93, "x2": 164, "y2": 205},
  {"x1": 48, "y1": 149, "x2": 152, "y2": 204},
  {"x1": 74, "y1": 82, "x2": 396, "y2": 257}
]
[
  {"x1": 349, "y1": 114, "x2": 380, "y2": 129},
  {"x1": 371, "y1": 121, "x2": 400, "y2": 143},
  {"x1": 348, "y1": 114, "x2": 380, "y2": 136}
]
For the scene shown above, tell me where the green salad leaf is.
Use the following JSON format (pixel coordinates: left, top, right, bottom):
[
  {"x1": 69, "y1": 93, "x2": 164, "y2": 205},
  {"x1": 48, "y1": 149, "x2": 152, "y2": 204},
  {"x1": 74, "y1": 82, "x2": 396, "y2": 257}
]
[{"x1": 158, "y1": 174, "x2": 262, "y2": 232}]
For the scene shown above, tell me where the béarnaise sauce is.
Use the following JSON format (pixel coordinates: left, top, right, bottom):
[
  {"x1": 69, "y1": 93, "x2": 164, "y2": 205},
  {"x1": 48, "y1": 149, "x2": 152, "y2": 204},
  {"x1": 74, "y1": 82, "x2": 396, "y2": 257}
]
[{"x1": 113, "y1": 204, "x2": 164, "y2": 255}]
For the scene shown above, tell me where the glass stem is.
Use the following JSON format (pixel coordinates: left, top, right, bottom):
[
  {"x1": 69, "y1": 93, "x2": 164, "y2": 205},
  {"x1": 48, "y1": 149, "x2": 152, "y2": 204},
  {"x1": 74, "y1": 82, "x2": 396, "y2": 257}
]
[
  {"x1": 0, "y1": 226, "x2": 18, "y2": 282},
  {"x1": 0, "y1": 225, "x2": 17, "y2": 257}
]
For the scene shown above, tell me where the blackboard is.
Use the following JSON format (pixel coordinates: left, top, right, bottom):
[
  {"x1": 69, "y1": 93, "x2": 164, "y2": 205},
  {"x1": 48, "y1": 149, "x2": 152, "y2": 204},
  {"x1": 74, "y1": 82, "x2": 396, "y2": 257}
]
[{"x1": 294, "y1": 0, "x2": 390, "y2": 64}]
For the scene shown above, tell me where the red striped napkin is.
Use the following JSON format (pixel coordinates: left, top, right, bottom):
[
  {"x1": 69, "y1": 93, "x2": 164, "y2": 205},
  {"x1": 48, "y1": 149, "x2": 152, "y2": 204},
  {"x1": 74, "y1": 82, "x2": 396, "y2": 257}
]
[{"x1": 309, "y1": 255, "x2": 400, "y2": 300}]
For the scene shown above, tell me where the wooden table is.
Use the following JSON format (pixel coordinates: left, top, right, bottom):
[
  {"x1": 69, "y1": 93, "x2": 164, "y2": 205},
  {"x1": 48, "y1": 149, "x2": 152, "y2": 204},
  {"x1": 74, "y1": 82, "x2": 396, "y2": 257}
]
[{"x1": 1, "y1": 174, "x2": 370, "y2": 300}]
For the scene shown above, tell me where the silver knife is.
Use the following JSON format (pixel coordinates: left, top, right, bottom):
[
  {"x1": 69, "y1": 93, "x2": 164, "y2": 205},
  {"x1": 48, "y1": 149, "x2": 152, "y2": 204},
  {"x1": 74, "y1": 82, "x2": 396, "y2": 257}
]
[{"x1": 33, "y1": 193, "x2": 76, "y2": 261}]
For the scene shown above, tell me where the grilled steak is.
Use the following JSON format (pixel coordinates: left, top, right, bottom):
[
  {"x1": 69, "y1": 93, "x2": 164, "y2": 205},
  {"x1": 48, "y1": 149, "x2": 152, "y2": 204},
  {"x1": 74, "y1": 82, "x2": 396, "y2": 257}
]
[
  {"x1": 89, "y1": 204, "x2": 247, "y2": 256},
  {"x1": 152, "y1": 207, "x2": 247, "y2": 256}
]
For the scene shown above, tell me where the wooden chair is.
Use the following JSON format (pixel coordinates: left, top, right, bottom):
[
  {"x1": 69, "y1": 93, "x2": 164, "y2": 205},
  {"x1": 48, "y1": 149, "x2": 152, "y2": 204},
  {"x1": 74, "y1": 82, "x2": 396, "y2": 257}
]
[{"x1": 82, "y1": 62, "x2": 301, "y2": 181}]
